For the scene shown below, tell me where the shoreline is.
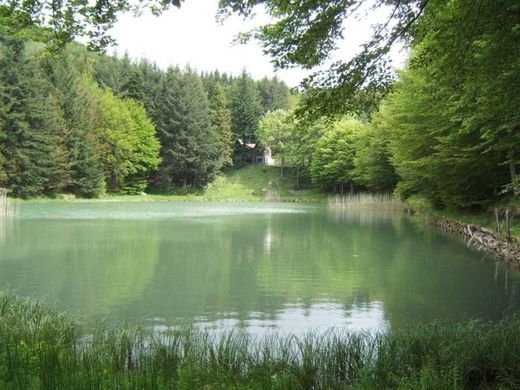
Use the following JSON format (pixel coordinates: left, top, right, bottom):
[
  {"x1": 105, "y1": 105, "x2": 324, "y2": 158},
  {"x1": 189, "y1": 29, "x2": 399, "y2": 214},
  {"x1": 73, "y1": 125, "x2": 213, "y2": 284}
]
[
  {"x1": 14, "y1": 194, "x2": 325, "y2": 205},
  {"x1": 434, "y1": 218, "x2": 520, "y2": 268},
  {"x1": 406, "y1": 207, "x2": 520, "y2": 268}
]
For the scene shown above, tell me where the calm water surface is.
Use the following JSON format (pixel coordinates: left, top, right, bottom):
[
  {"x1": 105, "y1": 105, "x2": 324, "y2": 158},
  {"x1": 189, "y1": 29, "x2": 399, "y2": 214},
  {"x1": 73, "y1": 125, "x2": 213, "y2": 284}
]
[{"x1": 0, "y1": 201, "x2": 519, "y2": 335}]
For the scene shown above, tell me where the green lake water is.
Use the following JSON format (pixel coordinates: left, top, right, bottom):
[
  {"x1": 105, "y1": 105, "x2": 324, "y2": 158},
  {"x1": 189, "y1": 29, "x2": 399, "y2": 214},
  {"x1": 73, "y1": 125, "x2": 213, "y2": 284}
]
[{"x1": 0, "y1": 201, "x2": 519, "y2": 335}]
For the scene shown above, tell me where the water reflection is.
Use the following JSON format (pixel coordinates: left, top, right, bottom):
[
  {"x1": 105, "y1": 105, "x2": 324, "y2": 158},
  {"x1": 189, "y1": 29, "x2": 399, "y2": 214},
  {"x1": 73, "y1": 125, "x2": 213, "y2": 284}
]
[
  {"x1": 0, "y1": 215, "x2": 17, "y2": 246},
  {"x1": 0, "y1": 218, "x2": 6, "y2": 244},
  {"x1": 189, "y1": 302, "x2": 388, "y2": 338},
  {"x1": 0, "y1": 202, "x2": 519, "y2": 335}
]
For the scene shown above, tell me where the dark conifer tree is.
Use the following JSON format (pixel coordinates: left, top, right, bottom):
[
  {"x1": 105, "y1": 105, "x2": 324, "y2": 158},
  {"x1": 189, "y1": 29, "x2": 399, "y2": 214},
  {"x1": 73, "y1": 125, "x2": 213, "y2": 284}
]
[
  {"x1": 157, "y1": 67, "x2": 219, "y2": 189},
  {"x1": 230, "y1": 70, "x2": 263, "y2": 142},
  {"x1": 257, "y1": 76, "x2": 290, "y2": 113},
  {"x1": 0, "y1": 36, "x2": 64, "y2": 197},
  {"x1": 208, "y1": 82, "x2": 233, "y2": 168},
  {"x1": 46, "y1": 48, "x2": 106, "y2": 197}
]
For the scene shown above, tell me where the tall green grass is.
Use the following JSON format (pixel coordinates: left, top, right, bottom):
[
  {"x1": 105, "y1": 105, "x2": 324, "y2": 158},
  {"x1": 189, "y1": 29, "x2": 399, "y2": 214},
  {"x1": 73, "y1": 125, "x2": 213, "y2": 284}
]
[{"x1": 0, "y1": 291, "x2": 519, "y2": 389}]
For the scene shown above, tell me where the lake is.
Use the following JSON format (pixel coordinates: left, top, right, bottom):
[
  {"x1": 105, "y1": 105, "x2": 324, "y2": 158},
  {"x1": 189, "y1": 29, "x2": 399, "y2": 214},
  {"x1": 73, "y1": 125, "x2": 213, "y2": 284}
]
[{"x1": 0, "y1": 201, "x2": 518, "y2": 336}]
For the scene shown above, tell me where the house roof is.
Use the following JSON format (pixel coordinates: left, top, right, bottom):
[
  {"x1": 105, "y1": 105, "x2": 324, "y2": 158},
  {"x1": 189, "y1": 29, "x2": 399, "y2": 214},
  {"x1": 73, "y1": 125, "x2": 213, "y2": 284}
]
[{"x1": 236, "y1": 138, "x2": 257, "y2": 149}]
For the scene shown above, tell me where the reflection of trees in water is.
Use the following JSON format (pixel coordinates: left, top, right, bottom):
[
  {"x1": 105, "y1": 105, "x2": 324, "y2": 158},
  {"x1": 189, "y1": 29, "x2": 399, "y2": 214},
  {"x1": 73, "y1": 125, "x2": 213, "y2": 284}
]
[
  {"x1": 0, "y1": 204, "x2": 19, "y2": 245},
  {"x1": 1, "y1": 207, "x2": 519, "y2": 332},
  {"x1": 326, "y1": 208, "x2": 404, "y2": 226},
  {"x1": 0, "y1": 220, "x2": 160, "y2": 316},
  {"x1": 0, "y1": 218, "x2": 7, "y2": 244}
]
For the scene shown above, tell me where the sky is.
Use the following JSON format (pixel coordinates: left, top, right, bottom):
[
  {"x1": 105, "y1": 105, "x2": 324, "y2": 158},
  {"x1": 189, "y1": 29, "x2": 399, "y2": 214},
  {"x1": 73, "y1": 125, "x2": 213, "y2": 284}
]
[{"x1": 111, "y1": 0, "x2": 407, "y2": 88}]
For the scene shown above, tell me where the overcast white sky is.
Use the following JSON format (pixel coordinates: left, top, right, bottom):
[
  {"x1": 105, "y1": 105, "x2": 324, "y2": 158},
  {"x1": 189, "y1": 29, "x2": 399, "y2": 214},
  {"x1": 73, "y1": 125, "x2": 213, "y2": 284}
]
[{"x1": 111, "y1": 0, "x2": 406, "y2": 88}]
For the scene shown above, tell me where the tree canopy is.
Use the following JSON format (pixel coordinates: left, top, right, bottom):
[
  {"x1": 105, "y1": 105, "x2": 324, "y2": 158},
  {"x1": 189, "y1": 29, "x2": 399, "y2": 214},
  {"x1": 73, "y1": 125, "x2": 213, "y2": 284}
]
[
  {"x1": 0, "y1": 0, "x2": 183, "y2": 50},
  {"x1": 0, "y1": 0, "x2": 517, "y2": 209},
  {"x1": 218, "y1": 0, "x2": 430, "y2": 118}
]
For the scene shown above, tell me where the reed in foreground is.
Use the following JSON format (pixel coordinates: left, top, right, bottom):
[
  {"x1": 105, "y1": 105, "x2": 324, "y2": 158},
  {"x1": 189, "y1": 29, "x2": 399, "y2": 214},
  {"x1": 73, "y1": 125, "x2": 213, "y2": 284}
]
[{"x1": 0, "y1": 291, "x2": 519, "y2": 389}]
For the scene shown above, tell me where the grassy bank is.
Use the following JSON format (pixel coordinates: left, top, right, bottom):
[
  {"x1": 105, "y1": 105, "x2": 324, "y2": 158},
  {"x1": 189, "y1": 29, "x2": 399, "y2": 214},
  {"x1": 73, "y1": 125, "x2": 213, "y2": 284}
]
[
  {"x1": 405, "y1": 195, "x2": 520, "y2": 239},
  {"x1": 17, "y1": 166, "x2": 326, "y2": 204},
  {"x1": 1, "y1": 291, "x2": 519, "y2": 389}
]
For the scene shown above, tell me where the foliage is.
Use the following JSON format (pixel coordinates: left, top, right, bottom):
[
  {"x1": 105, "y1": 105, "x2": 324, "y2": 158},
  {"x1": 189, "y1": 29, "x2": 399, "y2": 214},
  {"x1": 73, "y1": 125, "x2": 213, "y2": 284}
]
[
  {"x1": 0, "y1": 25, "x2": 291, "y2": 198},
  {"x1": 230, "y1": 70, "x2": 263, "y2": 142},
  {"x1": 0, "y1": 31, "x2": 65, "y2": 198},
  {"x1": 45, "y1": 48, "x2": 106, "y2": 197},
  {"x1": 156, "y1": 67, "x2": 220, "y2": 190},
  {"x1": 269, "y1": 0, "x2": 519, "y2": 208},
  {"x1": 310, "y1": 117, "x2": 366, "y2": 190},
  {"x1": 0, "y1": 0, "x2": 183, "y2": 50},
  {"x1": 380, "y1": 0, "x2": 518, "y2": 207},
  {"x1": 258, "y1": 109, "x2": 293, "y2": 169},
  {"x1": 207, "y1": 82, "x2": 234, "y2": 168},
  {"x1": 352, "y1": 111, "x2": 398, "y2": 192},
  {"x1": 88, "y1": 81, "x2": 161, "y2": 193},
  {"x1": 257, "y1": 76, "x2": 291, "y2": 113},
  {"x1": 229, "y1": 70, "x2": 264, "y2": 164},
  {"x1": 219, "y1": 0, "x2": 430, "y2": 118}
]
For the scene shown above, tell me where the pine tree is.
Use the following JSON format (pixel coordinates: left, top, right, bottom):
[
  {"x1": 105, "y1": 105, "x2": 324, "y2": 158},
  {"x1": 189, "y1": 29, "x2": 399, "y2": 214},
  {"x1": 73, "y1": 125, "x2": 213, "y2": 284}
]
[
  {"x1": 47, "y1": 49, "x2": 106, "y2": 197},
  {"x1": 156, "y1": 67, "x2": 219, "y2": 189},
  {"x1": 121, "y1": 65, "x2": 145, "y2": 102},
  {"x1": 230, "y1": 70, "x2": 263, "y2": 142},
  {"x1": 257, "y1": 76, "x2": 290, "y2": 114},
  {"x1": 0, "y1": 75, "x2": 8, "y2": 187},
  {"x1": 0, "y1": 35, "x2": 64, "y2": 197},
  {"x1": 207, "y1": 82, "x2": 233, "y2": 168}
]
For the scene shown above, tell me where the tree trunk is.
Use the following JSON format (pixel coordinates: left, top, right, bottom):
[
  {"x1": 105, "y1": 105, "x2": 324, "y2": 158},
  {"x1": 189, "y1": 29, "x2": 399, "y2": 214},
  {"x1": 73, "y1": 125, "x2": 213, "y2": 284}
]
[
  {"x1": 509, "y1": 150, "x2": 518, "y2": 196},
  {"x1": 495, "y1": 208, "x2": 502, "y2": 238},
  {"x1": 111, "y1": 169, "x2": 118, "y2": 192},
  {"x1": 182, "y1": 175, "x2": 187, "y2": 191},
  {"x1": 505, "y1": 209, "x2": 512, "y2": 242}
]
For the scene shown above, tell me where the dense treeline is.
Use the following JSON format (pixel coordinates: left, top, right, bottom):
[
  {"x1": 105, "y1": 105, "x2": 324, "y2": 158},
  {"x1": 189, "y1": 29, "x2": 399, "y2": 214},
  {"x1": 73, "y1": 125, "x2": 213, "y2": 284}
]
[
  {"x1": 0, "y1": 26, "x2": 291, "y2": 197},
  {"x1": 258, "y1": 0, "x2": 519, "y2": 209},
  {"x1": 1, "y1": 0, "x2": 518, "y2": 208}
]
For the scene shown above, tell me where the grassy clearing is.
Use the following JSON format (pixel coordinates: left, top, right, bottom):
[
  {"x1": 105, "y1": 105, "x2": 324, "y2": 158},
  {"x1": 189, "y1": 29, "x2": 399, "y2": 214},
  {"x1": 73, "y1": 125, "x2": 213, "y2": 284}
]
[
  {"x1": 1, "y1": 291, "x2": 519, "y2": 389},
  {"x1": 405, "y1": 195, "x2": 520, "y2": 239},
  {"x1": 17, "y1": 166, "x2": 327, "y2": 204}
]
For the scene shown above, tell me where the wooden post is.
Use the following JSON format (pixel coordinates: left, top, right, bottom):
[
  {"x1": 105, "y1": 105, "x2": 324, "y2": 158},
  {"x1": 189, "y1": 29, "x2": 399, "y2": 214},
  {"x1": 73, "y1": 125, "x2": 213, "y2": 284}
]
[
  {"x1": 509, "y1": 150, "x2": 518, "y2": 196},
  {"x1": 505, "y1": 209, "x2": 512, "y2": 242},
  {"x1": 495, "y1": 208, "x2": 502, "y2": 239}
]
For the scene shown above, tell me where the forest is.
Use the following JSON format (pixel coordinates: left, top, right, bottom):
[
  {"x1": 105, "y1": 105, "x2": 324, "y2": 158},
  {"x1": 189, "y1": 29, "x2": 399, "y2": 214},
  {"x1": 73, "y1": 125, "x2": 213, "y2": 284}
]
[
  {"x1": 253, "y1": 0, "x2": 519, "y2": 210},
  {"x1": 0, "y1": 0, "x2": 518, "y2": 211},
  {"x1": 0, "y1": 26, "x2": 291, "y2": 197},
  {"x1": 0, "y1": 1, "x2": 519, "y2": 388}
]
